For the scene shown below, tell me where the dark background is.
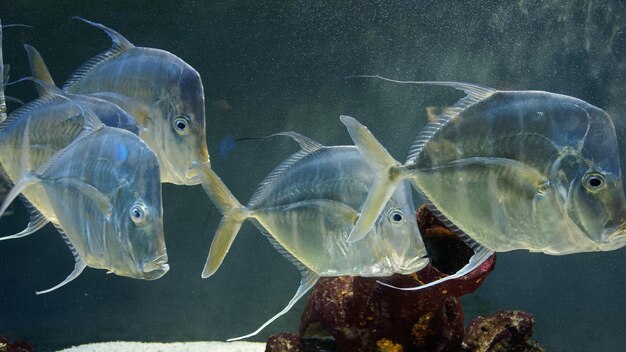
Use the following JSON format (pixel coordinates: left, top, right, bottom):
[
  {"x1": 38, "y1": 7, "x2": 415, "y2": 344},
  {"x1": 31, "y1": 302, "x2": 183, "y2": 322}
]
[{"x1": 0, "y1": 1, "x2": 625, "y2": 351}]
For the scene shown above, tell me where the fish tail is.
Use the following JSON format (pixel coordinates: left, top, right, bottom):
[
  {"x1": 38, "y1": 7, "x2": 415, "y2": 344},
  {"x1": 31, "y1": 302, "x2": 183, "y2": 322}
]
[
  {"x1": 339, "y1": 115, "x2": 406, "y2": 243},
  {"x1": 194, "y1": 162, "x2": 249, "y2": 278}
]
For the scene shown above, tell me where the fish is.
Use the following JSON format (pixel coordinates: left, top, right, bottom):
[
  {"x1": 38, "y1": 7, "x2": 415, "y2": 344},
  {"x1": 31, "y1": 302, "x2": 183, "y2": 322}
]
[
  {"x1": 0, "y1": 20, "x2": 6, "y2": 123},
  {"x1": 341, "y1": 77, "x2": 626, "y2": 289},
  {"x1": 0, "y1": 89, "x2": 167, "y2": 293},
  {"x1": 0, "y1": 77, "x2": 139, "y2": 240},
  {"x1": 55, "y1": 17, "x2": 209, "y2": 185},
  {"x1": 195, "y1": 131, "x2": 428, "y2": 340}
]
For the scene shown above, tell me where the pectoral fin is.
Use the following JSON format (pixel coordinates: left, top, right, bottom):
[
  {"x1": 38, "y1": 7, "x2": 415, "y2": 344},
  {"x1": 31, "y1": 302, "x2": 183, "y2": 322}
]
[
  {"x1": 55, "y1": 178, "x2": 112, "y2": 217},
  {"x1": 433, "y1": 156, "x2": 549, "y2": 198}
]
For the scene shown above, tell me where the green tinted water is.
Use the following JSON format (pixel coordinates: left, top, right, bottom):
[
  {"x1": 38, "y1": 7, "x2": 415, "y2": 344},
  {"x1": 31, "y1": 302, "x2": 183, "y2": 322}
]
[{"x1": 0, "y1": 1, "x2": 625, "y2": 351}]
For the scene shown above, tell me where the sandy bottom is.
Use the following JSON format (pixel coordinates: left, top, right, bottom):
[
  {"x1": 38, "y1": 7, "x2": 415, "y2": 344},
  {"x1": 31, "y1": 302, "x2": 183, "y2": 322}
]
[{"x1": 58, "y1": 341, "x2": 266, "y2": 352}]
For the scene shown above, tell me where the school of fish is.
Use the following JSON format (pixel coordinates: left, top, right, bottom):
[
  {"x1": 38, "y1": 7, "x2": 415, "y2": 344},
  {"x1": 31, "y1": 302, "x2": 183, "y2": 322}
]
[{"x1": 1, "y1": 18, "x2": 625, "y2": 340}]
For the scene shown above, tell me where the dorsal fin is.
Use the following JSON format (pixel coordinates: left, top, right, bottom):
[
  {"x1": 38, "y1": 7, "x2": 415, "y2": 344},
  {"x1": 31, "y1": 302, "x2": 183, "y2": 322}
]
[
  {"x1": 10, "y1": 76, "x2": 64, "y2": 98},
  {"x1": 24, "y1": 44, "x2": 56, "y2": 96},
  {"x1": 0, "y1": 90, "x2": 57, "y2": 134},
  {"x1": 62, "y1": 17, "x2": 134, "y2": 91},
  {"x1": 349, "y1": 75, "x2": 496, "y2": 164},
  {"x1": 247, "y1": 132, "x2": 324, "y2": 208},
  {"x1": 266, "y1": 132, "x2": 323, "y2": 153}
]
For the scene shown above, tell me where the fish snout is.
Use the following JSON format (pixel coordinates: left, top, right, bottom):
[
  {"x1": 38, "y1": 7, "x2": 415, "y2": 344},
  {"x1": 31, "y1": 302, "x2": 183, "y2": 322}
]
[
  {"x1": 141, "y1": 254, "x2": 170, "y2": 280},
  {"x1": 184, "y1": 167, "x2": 199, "y2": 183},
  {"x1": 396, "y1": 254, "x2": 429, "y2": 275},
  {"x1": 601, "y1": 222, "x2": 626, "y2": 247}
]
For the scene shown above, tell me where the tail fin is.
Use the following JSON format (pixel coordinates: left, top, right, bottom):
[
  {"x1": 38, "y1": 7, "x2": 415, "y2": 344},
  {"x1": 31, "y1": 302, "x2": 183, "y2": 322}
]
[
  {"x1": 339, "y1": 115, "x2": 406, "y2": 243},
  {"x1": 194, "y1": 162, "x2": 249, "y2": 278}
]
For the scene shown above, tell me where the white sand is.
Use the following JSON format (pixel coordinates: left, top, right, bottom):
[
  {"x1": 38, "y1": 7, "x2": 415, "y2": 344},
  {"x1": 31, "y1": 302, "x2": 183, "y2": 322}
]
[{"x1": 58, "y1": 341, "x2": 266, "y2": 352}]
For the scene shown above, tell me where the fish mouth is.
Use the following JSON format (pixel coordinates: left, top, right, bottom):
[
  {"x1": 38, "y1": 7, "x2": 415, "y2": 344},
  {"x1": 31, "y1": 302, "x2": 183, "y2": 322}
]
[
  {"x1": 184, "y1": 160, "x2": 211, "y2": 185},
  {"x1": 599, "y1": 224, "x2": 626, "y2": 251},
  {"x1": 396, "y1": 255, "x2": 430, "y2": 275},
  {"x1": 184, "y1": 167, "x2": 200, "y2": 184},
  {"x1": 141, "y1": 254, "x2": 170, "y2": 280}
]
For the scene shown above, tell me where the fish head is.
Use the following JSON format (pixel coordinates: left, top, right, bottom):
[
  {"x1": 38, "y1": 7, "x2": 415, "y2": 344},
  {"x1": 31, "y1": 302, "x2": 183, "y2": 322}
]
[
  {"x1": 374, "y1": 180, "x2": 429, "y2": 274},
  {"x1": 556, "y1": 106, "x2": 626, "y2": 248},
  {"x1": 99, "y1": 131, "x2": 169, "y2": 280},
  {"x1": 66, "y1": 47, "x2": 209, "y2": 185},
  {"x1": 152, "y1": 53, "x2": 209, "y2": 186}
]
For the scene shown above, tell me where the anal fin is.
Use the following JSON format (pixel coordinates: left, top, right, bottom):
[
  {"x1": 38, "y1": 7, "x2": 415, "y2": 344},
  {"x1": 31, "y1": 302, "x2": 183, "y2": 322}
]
[
  {"x1": 0, "y1": 194, "x2": 49, "y2": 241},
  {"x1": 227, "y1": 270, "x2": 320, "y2": 341},
  {"x1": 377, "y1": 245, "x2": 494, "y2": 291},
  {"x1": 36, "y1": 223, "x2": 87, "y2": 294}
]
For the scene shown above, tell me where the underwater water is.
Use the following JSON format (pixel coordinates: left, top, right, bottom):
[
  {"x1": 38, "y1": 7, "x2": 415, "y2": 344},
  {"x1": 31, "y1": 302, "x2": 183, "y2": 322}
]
[{"x1": 0, "y1": 0, "x2": 625, "y2": 351}]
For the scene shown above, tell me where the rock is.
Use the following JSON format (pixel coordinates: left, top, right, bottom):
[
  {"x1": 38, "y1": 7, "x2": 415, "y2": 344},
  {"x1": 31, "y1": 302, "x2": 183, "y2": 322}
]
[
  {"x1": 297, "y1": 206, "x2": 497, "y2": 352},
  {"x1": 266, "y1": 332, "x2": 304, "y2": 352},
  {"x1": 462, "y1": 311, "x2": 543, "y2": 352},
  {"x1": 0, "y1": 336, "x2": 33, "y2": 352}
]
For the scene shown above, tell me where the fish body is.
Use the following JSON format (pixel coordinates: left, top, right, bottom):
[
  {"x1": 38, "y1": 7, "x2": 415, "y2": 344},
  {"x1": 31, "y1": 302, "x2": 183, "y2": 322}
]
[
  {"x1": 0, "y1": 83, "x2": 140, "y2": 239},
  {"x1": 249, "y1": 146, "x2": 426, "y2": 276},
  {"x1": 0, "y1": 20, "x2": 6, "y2": 123},
  {"x1": 0, "y1": 99, "x2": 167, "y2": 293},
  {"x1": 37, "y1": 126, "x2": 167, "y2": 280},
  {"x1": 407, "y1": 89, "x2": 626, "y2": 254},
  {"x1": 61, "y1": 18, "x2": 209, "y2": 185},
  {"x1": 197, "y1": 132, "x2": 428, "y2": 339},
  {"x1": 342, "y1": 79, "x2": 626, "y2": 257}
]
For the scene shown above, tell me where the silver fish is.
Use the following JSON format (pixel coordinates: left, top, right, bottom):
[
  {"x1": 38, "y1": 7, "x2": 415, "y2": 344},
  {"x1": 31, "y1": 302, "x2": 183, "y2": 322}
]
[
  {"x1": 0, "y1": 78, "x2": 139, "y2": 240},
  {"x1": 341, "y1": 77, "x2": 626, "y2": 289},
  {"x1": 196, "y1": 132, "x2": 428, "y2": 340},
  {"x1": 0, "y1": 97, "x2": 167, "y2": 293},
  {"x1": 0, "y1": 20, "x2": 6, "y2": 123},
  {"x1": 58, "y1": 17, "x2": 209, "y2": 185}
]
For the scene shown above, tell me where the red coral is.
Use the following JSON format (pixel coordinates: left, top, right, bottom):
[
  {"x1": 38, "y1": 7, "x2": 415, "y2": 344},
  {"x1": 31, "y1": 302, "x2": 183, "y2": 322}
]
[{"x1": 0, "y1": 336, "x2": 33, "y2": 352}]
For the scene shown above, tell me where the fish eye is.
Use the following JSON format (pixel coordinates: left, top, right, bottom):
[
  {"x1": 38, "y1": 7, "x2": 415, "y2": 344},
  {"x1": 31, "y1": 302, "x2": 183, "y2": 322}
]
[
  {"x1": 388, "y1": 209, "x2": 405, "y2": 223},
  {"x1": 583, "y1": 172, "x2": 606, "y2": 191},
  {"x1": 173, "y1": 116, "x2": 190, "y2": 134},
  {"x1": 129, "y1": 203, "x2": 147, "y2": 224}
]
